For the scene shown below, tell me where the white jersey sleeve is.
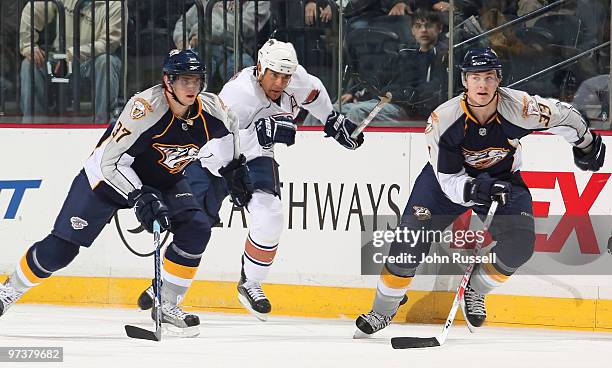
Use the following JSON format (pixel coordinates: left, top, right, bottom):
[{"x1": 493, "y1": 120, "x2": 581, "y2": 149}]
[
  {"x1": 198, "y1": 92, "x2": 240, "y2": 176},
  {"x1": 289, "y1": 65, "x2": 334, "y2": 123},
  {"x1": 425, "y1": 96, "x2": 473, "y2": 206},
  {"x1": 497, "y1": 87, "x2": 592, "y2": 148},
  {"x1": 85, "y1": 86, "x2": 167, "y2": 197},
  {"x1": 218, "y1": 65, "x2": 335, "y2": 162}
]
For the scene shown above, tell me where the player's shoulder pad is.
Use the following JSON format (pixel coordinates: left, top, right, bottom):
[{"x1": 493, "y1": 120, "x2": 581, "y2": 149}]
[
  {"x1": 123, "y1": 84, "x2": 168, "y2": 124},
  {"x1": 286, "y1": 65, "x2": 314, "y2": 91},
  {"x1": 426, "y1": 94, "x2": 464, "y2": 136},
  {"x1": 219, "y1": 67, "x2": 262, "y2": 114},
  {"x1": 286, "y1": 65, "x2": 324, "y2": 105},
  {"x1": 199, "y1": 92, "x2": 229, "y2": 121},
  {"x1": 497, "y1": 87, "x2": 549, "y2": 129}
]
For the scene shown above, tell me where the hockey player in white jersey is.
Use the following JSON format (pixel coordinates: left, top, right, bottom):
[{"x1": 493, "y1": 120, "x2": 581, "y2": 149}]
[
  {"x1": 0, "y1": 50, "x2": 253, "y2": 336},
  {"x1": 137, "y1": 39, "x2": 364, "y2": 320},
  {"x1": 354, "y1": 48, "x2": 606, "y2": 337}
]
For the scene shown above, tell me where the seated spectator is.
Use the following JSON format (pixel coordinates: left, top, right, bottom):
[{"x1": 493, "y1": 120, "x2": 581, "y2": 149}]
[
  {"x1": 173, "y1": 0, "x2": 270, "y2": 82},
  {"x1": 19, "y1": 0, "x2": 123, "y2": 123},
  {"x1": 344, "y1": 0, "x2": 412, "y2": 18},
  {"x1": 517, "y1": 0, "x2": 571, "y2": 26},
  {"x1": 305, "y1": 0, "x2": 333, "y2": 25},
  {"x1": 1, "y1": 2, "x2": 22, "y2": 98},
  {"x1": 478, "y1": 1, "x2": 540, "y2": 60},
  {"x1": 329, "y1": 10, "x2": 447, "y2": 125},
  {"x1": 572, "y1": 74, "x2": 609, "y2": 122}
]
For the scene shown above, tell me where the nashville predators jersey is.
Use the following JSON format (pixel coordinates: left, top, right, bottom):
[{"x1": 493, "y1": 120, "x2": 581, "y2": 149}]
[
  {"x1": 84, "y1": 84, "x2": 234, "y2": 201},
  {"x1": 426, "y1": 87, "x2": 590, "y2": 205}
]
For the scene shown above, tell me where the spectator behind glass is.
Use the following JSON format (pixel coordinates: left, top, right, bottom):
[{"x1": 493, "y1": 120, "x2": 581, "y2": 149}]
[
  {"x1": 478, "y1": 2, "x2": 540, "y2": 60},
  {"x1": 305, "y1": 0, "x2": 333, "y2": 25},
  {"x1": 572, "y1": 74, "x2": 610, "y2": 124},
  {"x1": 1, "y1": 2, "x2": 23, "y2": 98},
  {"x1": 343, "y1": 0, "x2": 411, "y2": 18},
  {"x1": 173, "y1": 0, "x2": 270, "y2": 83},
  {"x1": 19, "y1": 0, "x2": 123, "y2": 123},
  {"x1": 305, "y1": 9, "x2": 447, "y2": 126}
]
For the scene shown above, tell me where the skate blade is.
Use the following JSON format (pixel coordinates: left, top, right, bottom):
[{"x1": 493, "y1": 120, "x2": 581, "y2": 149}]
[
  {"x1": 237, "y1": 294, "x2": 269, "y2": 322},
  {"x1": 161, "y1": 323, "x2": 200, "y2": 338},
  {"x1": 353, "y1": 329, "x2": 372, "y2": 339}
]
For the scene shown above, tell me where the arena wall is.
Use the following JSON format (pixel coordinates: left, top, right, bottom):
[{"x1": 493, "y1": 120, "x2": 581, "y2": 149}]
[{"x1": 1, "y1": 127, "x2": 612, "y2": 330}]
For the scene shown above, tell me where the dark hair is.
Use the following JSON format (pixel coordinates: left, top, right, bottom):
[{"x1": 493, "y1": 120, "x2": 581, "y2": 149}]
[{"x1": 411, "y1": 9, "x2": 442, "y2": 27}]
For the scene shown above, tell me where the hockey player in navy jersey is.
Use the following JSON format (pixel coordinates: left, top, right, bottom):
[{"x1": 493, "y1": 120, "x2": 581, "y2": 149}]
[
  {"x1": 354, "y1": 47, "x2": 606, "y2": 337},
  {"x1": 137, "y1": 39, "x2": 365, "y2": 320},
  {"x1": 0, "y1": 49, "x2": 253, "y2": 336}
]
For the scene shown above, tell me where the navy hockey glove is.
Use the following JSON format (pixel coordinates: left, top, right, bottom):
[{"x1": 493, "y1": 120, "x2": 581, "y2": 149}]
[
  {"x1": 464, "y1": 173, "x2": 512, "y2": 206},
  {"x1": 255, "y1": 115, "x2": 297, "y2": 149},
  {"x1": 219, "y1": 154, "x2": 254, "y2": 207},
  {"x1": 324, "y1": 111, "x2": 364, "y2": 150},
  {"x1": 127, "y1": 185, "x2": 171, "y2": 233},
  {"x1": 573, "y1": 131, "x2": 606, "y2": 171}
]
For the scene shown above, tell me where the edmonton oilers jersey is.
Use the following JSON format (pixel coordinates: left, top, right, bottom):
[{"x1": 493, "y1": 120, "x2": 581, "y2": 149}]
[{"x1": 426, "y1": 87, "x2": 590, "y2": 205}]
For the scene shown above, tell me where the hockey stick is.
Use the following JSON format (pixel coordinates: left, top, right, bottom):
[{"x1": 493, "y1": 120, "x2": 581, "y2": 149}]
[
  {"x1": 125, "y1": 220, "x2": 163, "y2": 341},
  {"x1": 350, "y1": 92, "x2": 392, "y2": 139},
  {"x1": 391, "y1": 200, "x2": 499, "y2": 349}
]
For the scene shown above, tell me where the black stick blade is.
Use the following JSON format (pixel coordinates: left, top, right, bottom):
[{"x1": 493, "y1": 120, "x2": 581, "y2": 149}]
[
  {"x1": 391, "y1": 336, "x2": 441, "y2": 349},
  {"x1": 125, "y1": 325, "x2": 161, "y2": 341}
]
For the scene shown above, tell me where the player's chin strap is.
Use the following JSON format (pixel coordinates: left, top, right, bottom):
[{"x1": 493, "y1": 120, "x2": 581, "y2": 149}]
[{"x1": 465, "y1": 89, "x2": 499, "y2": 108}]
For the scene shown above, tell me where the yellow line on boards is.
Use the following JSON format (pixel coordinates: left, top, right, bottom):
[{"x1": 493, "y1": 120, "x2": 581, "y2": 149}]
[{"x1": 2, "y1": 274, "x2": 612, "y2": 331}]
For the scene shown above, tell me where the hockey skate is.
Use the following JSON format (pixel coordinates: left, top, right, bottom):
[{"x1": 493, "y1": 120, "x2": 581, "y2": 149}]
[
  {"x1": 353, "y1": 294, "x2": 408, "y2": 339},
  {"x1": 461, "y1": 282, "x2": 486, "y2": 332},
  {"x1": 237, "y1": 273, "x2": 271, "y2": 321},
  {"x1": 139, "y1": 284, "x2": 200, "y2": 337},
  {"x1": 153, "y1": 301, "x2": 200, "y2": 337},
  {"x1": 0, "y1": 278, "x2": 24, "y2": 317}
]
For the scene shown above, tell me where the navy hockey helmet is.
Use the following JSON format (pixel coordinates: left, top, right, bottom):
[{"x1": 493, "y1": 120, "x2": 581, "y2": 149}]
[
  {"x1": 163, "y1": 49, "x2": 206, "y2": 77},
  {"x1": 460, "y1": 47, "x2": 502, "y2": 81},
  {"x1": 162, "y1": 49, "x2": 207, "y2": 105}
]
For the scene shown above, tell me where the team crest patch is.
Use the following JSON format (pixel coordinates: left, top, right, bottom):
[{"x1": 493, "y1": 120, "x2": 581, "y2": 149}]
[
  {"x1": 70, "y1": 217, "x2": 88, "y2": 230},
  {"x1": 522, "y1": 96, "x2": 539, "y2": 118},
  {"x1": 413, "y1": 206, "x2": 431, "y2": 220},
  {"x1": 425, "y1": 112, "x2": 439, "y2": 134},
  {"x1": 130, "y1": 98, "x2": 153, "y2": 120},
  {"x1": 462, "y1": 147, "x2": 510, "y2": 169},
  {"x1": 153, "y1": 143, "x2": 199, "y2": 174},
  {"x1": 430, "y1": 112, "x2": 439, "y2": 124}
]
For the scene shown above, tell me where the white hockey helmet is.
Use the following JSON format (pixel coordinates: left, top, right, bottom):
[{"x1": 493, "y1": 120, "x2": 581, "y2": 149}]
[{"x1": 257, "y1": 39, "x2": 298, "y2": 76}]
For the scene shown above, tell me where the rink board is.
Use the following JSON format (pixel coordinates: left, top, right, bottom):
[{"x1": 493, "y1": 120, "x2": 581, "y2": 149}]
[{"x1": 1, "y1": 127, "x2": 612, "y2": 330}]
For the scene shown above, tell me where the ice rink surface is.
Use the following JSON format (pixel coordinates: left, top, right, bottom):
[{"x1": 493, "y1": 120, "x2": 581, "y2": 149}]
[{"x1": 0, "y1": 304, "x2": 611, "y2": 368}]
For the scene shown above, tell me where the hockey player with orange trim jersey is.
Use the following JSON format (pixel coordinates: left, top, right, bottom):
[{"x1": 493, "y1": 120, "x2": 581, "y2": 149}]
[
  {"x1": 137, "y1": 39, "x2": 365, "y2": 321},
  {"x1": 354, "y1": 48, "x2": 606, "y2": 337},
  {"x1": 0, "y1": 50, "x2": 253, "y2": 337}
]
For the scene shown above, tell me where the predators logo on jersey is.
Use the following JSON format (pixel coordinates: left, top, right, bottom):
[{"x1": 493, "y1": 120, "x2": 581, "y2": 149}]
[
  {"x1": 462, "y1": 147, "x2": 510, "y2": 169},
  {"x1": 425, "y1": 112, "x2": 439, "y2": 134},
  {"x1": 153, "y1": 143, "x2": 199, "y2": 174},
  {"x1": 131, "y1": 98, "x2": 153, "y2": 120}
]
